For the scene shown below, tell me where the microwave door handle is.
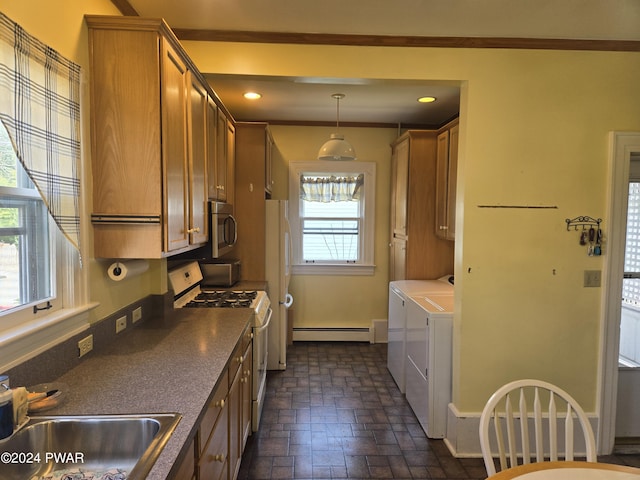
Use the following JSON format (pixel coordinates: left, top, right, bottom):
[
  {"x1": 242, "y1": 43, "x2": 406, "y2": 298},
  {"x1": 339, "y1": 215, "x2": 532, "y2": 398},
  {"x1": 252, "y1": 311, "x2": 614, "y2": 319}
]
[
  {"x1": 223, "y1": 215, "x2": 238, "y2": 246},
  {"x1": 230, "y1": 215, "x2": 238, "y2": 245},
  {"x1": 223, "y1": 216, "x2": 230, "y2": 244}
]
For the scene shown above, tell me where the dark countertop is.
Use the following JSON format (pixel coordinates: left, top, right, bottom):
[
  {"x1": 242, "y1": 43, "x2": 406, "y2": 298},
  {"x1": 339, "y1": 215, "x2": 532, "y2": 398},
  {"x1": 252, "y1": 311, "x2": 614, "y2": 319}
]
[{"x1": 45, "y1": 307, "x2": 253, "y2": 479}]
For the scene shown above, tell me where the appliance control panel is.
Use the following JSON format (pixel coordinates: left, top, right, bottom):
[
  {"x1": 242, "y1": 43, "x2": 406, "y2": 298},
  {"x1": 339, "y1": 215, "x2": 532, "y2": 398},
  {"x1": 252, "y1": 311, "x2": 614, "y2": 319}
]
[{"x1": 168, "y1": 261, "x2": 204, "y2": 296}]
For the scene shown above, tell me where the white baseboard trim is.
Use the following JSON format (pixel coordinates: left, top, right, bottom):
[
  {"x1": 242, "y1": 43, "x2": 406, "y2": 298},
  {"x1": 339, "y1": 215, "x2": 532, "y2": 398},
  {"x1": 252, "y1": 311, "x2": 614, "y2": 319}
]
[
  {"x1": 292, "y1": 327, "x2": 371, "y2": 342},
  {"x1": 445, "y1": 402, "x2": 600, "y2": 458},
  {"x1": 370, "y1": 319, "x2": 388, "y2": 344},
  {"x1": 445, "y1": 403, "x2": 483, "y2": 458}
]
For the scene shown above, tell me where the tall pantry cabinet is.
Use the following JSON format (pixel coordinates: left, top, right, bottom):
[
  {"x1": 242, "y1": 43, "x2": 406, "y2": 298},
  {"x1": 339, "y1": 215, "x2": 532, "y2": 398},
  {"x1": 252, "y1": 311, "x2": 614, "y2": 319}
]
[
  {"x1": 389, "y1": 130, "x2": 454, "y2": 281},
  {"x1": 234, "y1": 122, "x2": 274, "y2": 281}
]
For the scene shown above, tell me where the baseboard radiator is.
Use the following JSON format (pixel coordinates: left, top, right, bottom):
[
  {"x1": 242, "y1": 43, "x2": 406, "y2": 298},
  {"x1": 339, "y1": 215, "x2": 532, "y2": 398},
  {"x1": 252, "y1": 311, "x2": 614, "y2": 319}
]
[{"x1": 292, "y1": 327, "x2": 371, "y2": 342}]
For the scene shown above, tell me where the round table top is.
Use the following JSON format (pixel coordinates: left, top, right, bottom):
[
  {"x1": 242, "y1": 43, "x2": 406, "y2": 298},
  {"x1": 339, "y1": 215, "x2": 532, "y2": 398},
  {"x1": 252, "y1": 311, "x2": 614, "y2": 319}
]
[{"x1": 487, "y1": 461, "x2": 640, "y2": 479}]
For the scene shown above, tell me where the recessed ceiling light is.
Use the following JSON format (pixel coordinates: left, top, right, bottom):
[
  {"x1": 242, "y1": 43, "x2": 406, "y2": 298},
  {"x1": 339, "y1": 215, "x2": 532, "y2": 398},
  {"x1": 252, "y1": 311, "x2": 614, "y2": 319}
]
[
  {"x1": 243, "y1": 92, "x2": 262, "y2": 100},
  {"x1": 417, "y1": 96, "x2": 436, "y2": 103}
]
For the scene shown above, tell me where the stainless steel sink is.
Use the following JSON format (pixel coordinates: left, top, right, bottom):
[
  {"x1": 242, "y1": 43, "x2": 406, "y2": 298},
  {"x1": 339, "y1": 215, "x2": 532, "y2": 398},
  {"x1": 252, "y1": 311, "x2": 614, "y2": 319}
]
[{"x1": 0, "y1": 413, "x2": 181, "y2": 480}]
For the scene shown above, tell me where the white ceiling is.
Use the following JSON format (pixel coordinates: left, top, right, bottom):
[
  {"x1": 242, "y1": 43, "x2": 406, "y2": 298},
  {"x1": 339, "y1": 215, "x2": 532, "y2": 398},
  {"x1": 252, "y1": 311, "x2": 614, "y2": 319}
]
[
  {"x1": 125, "y1": 0, "x2": 639, "y2": 126},
  {"x1": 203, "y1": 75, "x2": 461, "y2": 127}
]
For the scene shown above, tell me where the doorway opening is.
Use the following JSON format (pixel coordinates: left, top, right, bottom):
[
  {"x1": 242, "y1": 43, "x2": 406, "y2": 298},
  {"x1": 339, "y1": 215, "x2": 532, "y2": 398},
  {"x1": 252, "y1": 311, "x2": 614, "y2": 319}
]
[
  {"x1": 621, "y1": 156, "x2": 640, "y2": 368},
  {"x1": 602, "y1": 133, "x2": 640, "y2": 454}
]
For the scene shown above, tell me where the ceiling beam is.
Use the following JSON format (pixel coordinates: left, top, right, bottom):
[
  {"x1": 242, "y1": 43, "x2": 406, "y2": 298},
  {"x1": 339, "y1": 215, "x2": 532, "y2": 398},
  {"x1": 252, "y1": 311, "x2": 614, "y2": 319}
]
[
  {"x1": 111, "y1": 0, "x2": 640, "y2": 52},
  {"x1": 173, "y1": 29, "x2": 640, "y2": 52},
  {"x1": 110, "y1": 0, "x2": 138, "y2": 16},
  {"x1": 108, "y1": 1, "x2": 640, "y2": 52}
]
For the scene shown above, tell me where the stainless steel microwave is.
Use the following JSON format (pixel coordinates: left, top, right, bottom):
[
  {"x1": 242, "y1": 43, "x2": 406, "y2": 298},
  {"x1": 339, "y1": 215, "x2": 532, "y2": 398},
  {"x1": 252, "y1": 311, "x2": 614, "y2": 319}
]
[{"x1": 210, "y1": 201, "x2": 237, "y2": 258}]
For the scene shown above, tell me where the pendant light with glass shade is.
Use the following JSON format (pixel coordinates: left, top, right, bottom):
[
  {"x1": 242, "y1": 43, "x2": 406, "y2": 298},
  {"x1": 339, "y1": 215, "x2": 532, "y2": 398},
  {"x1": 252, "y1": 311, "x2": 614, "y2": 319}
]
[{"x1": 317, "y1": 93, "x2": 357, "y2": 161}]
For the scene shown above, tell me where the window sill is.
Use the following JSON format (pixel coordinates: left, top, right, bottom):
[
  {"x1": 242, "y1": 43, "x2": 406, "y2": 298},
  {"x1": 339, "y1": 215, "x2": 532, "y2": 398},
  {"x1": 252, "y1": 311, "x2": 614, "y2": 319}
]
[
  {"x1": 0, "y1": 302, "x2": 99, "y2": 372},
  {"x1": 292, "y1": 264, "x2": 375, "y2": 276}
]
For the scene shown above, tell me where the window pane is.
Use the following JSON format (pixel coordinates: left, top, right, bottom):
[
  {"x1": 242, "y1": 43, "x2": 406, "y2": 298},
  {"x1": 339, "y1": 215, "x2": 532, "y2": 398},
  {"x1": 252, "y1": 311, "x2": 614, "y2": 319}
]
[
  {"x1": 302, "y1": 199, "x2": 359, "y2": 218},
  {"x1": 0, "y1": 133, "x2": 17, "y2": 188},
  {"x1": 624, "y1": 183, "x2": 640, "y2": 305},
  {"x1": 0, "y1": 124, "x2": 52, "y2": 313},
  {"x1": 302, "y1": 218, "x2": 359, "y2": 261}
]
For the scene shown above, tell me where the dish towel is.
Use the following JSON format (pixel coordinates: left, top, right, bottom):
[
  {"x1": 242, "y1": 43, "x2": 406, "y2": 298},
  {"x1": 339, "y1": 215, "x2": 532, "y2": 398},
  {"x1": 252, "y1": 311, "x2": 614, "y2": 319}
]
[{"x1": 34, "y1": 468, "x2": 127, "y2": 480}]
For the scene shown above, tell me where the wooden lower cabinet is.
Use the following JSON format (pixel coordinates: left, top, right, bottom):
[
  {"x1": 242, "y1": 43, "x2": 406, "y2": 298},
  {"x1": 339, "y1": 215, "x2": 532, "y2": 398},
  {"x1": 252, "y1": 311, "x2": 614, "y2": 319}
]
[
  {"x1": 228, "y1": 329, "x2": 253, "y2": 480},
  {"x1": 199, "y1": 401, "x2": 229, "y2": 480},
  {"x1": 241, "y1": 345, "x2": 252, "y2": 449},
  {"x1": 173, "y1": 438, "x2": 196, "y2": 480},
  {"x1": 228, "y1": 359, "x2": 242, "y2": 480},
  {"x1": 172, "y1": 328, "x2": 253, "y2": 480}
]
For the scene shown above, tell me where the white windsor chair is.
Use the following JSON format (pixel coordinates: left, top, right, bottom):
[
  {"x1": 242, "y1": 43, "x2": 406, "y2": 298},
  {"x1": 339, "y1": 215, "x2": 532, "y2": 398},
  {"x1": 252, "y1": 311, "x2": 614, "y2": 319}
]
[{"x1": 479, "y1": 379, "x2": 597, "y2": 476}]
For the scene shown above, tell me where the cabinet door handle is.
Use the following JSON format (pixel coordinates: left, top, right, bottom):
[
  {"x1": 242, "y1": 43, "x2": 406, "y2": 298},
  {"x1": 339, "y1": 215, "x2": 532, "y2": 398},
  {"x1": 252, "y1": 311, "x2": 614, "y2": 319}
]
[
  {"x1": 214, "y1": 399, "x2": 225, "y2": 408},
  {"x1": 208, "y1": 454, "x2": 225, "y2": 463}
]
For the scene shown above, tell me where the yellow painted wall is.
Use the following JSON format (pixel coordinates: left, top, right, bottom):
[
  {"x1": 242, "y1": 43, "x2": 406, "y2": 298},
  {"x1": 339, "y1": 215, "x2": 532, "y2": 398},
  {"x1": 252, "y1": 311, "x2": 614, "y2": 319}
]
[
  {"x1": 0, "y1": 1, "x2": 166, "y2": 323},
  {"x1": 185, "y1": 40, "x2": 640, "y2": 411},
  {"x1": 268, "y1": 125, "x2": 397, "y2": 330},
  {"x1": 4, "y1": 0, "x2": 640, "y2": 415}
]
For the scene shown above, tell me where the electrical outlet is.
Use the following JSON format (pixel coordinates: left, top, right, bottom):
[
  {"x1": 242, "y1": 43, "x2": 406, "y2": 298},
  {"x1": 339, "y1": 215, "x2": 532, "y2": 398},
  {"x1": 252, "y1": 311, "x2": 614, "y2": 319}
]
[
  {"x1": 115, "y1": 316, "x2": 127, "y2": 334},
  {"x1": 584, "y1": 270, "x2": 602, "y2": 287},
  {"x1": 78, "y1": 335, "x2": 93, "y2": 358},
  {"x1": 132, "y1": 306, "x2": 142, "y2": 324}
]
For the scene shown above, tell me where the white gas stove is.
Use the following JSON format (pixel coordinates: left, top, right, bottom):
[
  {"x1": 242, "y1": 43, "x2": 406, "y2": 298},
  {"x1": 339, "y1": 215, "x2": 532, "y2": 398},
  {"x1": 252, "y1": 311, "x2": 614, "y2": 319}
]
[
  {"x1": 169, "y1": 262, "x2": 269, "y2": 324},
  {"x1": 168, "y1": 261, "x2": 271, "y2": 432}
]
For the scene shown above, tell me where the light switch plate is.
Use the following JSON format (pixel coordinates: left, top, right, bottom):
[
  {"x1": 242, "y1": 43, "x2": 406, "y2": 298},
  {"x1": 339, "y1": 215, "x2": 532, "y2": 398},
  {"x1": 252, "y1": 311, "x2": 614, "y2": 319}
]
[{"x1": 584, "y1": 270, "x2": 602, "y2": 287}]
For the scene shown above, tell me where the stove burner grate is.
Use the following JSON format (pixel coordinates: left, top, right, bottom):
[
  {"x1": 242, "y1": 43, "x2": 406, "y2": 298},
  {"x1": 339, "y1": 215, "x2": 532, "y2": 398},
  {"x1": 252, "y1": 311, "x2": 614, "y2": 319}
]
[{"x1": 184, "y1": 290, "x2": 258, "y2": 308}]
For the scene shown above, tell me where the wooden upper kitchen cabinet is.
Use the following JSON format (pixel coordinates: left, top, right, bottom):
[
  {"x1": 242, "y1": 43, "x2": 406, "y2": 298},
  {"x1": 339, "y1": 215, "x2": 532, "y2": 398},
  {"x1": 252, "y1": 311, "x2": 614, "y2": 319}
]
[
  {"x1": 186, "y1": 71, "x2": 210, "y2": 246},
  {"x1": 435, "y1": 119, "x2": 459, "y2": 241},
  {"x1": 389, "y1": 130, "x2": 454, "y2": 281},
  {"x1": 212, "y1": 108, "x2": 236, "y2": 204},
  {"x1": 234, "y1": 122, "x2": 274, "y2": 281},
  {"x1": 87, "y1": 15, "x2": 217, "y2": 258}
]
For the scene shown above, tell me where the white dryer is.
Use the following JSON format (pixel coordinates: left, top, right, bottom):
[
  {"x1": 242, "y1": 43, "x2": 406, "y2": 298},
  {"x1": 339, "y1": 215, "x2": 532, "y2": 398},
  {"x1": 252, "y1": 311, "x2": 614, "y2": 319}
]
[{"x1": 405, "y1": 294, "x2": 454, "y2": 438}]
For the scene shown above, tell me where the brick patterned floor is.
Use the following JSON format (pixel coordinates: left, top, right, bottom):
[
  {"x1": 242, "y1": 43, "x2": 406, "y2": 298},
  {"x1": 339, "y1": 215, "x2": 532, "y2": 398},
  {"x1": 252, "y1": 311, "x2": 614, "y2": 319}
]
[{"x1": 238, "y1": 342, "x2": 640, "y2": 479}]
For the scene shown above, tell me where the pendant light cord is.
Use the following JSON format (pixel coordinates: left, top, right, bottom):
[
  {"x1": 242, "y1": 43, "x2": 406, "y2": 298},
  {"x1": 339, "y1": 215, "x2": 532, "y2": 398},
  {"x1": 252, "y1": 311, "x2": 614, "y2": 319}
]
[{"x1": 332, "y1": 93, "x2": 345, "y2": 132}]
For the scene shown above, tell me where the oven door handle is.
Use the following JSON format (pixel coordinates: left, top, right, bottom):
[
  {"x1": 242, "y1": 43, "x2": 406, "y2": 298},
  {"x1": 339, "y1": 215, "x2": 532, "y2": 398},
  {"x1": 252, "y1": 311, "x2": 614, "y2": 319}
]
[{"x1": 254, "y1": 307, "x2": 273, "y2": 333}]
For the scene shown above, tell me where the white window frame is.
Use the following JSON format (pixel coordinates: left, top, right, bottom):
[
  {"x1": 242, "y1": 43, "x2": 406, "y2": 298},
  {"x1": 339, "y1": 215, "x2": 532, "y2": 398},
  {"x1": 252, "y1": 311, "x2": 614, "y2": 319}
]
[
  {"x1": 0, "y1": 12, "x2": 96, "y2": 372},
  {"x1": 289, "y1": 161, "x2": 376, "y2": 275},
  {"x1": 0, "y1": 126, "x2": 92, "y2": 373}
]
